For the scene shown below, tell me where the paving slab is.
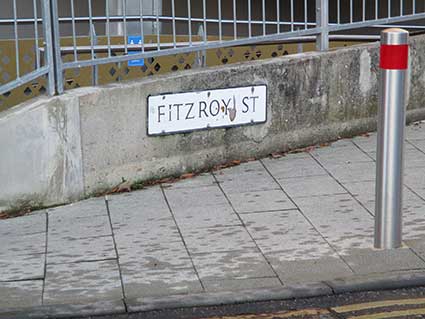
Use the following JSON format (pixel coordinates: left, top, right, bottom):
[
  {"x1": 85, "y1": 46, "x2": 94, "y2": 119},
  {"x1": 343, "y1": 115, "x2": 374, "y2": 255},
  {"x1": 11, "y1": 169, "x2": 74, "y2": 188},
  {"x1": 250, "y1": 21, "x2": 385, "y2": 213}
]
[
  {"x1": 403, "y1": 239, "x2": 425, "y2": 261},
  {"x1": 162, "y1": 173, "x2": 217, "y2": 189},
  {"x1": 107, "y1": 186, "x2": 171, "y2": 220},
  {"x1": 120, "y1": 262, "x2": 202, "y2": 298},
  {"x1": 295, "y1": 194, "x2": 374, "y2": 255},
  {"x1": 343, "y1": 248, "x2": 425, "y2": 274},
  {"x1": 278, "y1": 174, "x2": 347, "y2": 198},
  {"x1": 341, "y1": 180, "x2": 376, "y2": 213},
  {"x1": 172, "y1": 203, "x2": 241, "y2": 229},
  {"x1": 0, "y1": 280, "x2": 43, "y2": 309},
  {"x1": 351, "y1": 133, "x2": 377, "y2": 153},
  {"x1": 43, "y1": 260, "x2": 123, "y2": 304},
  {"x1": 368, "y1": 147, "x2": 425, "y2": 168},
  {"x1": 261, "y1": 155, "x2": 327, "y2": 179},
  {"x1": 192, "y1": 249, "x2": 275, "y2": 281},
  {"x1": 0, "y1": 232, "x2": 45, "y2": 256},
  {"x1": 343, "y1": 180, "x2": 425, "y2": 239},
  {"x1": 164, "y1": 185, "x2": 229, "y2": 210},
  {"x1": 47, "y1": 235, "x2": 116, "y2": 264},
  {"x1": 242, "y1": 210, "x2": 335, "y2": 259},
  {"x1": 181, "y1": 225, "x2": 257, "y2": 254},
  {"x1": 202, "y1": 277, "x2": 282, "y2": 292},
  {"x1": 267, "y1": 256, "x2": 353, "y2": 284},
  {"x1": 404, "y1": 167, "x2": 425, "y2": 198},
  {"x1": 323, "y1": 161, "x2": 376, "y2": 183},
  {"x1": 48, "y1": 214, "x2": 111, "y2": 240},
  {"x1": 311, "y1": 144, "x2": 373, "y2": 166},
  {"x1": 0, "y1": 213, "x2": 46, "y2": 237},
  {"x1": 214, "y1": 163, "x2": 280, "y2": 194},
  {"x1": 406, "y1": 122, "x2": 425, "y2": 140},
  {"x1": 48, "y1": 198, "x2": 108, "y2": 219},
  {"x1": 117, "y1": 240, "x2": 192, "y2": 268},
  {"x1": 0, "y1": 253, "x2": 45, "y2": 281},
  {"x1": 226, "y1": 189, "x2": 296, "y2": 213},
  {"x1": 113, "y1": 221, "x2": 182, "y2": 250}
]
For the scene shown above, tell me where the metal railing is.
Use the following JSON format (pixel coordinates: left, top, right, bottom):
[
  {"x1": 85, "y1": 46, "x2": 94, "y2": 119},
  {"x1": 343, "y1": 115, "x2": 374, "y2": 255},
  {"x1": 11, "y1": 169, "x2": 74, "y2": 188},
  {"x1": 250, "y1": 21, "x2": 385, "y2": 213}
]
[{"x1": 1, "y1": 0, "x2": 425, "y2": 99}]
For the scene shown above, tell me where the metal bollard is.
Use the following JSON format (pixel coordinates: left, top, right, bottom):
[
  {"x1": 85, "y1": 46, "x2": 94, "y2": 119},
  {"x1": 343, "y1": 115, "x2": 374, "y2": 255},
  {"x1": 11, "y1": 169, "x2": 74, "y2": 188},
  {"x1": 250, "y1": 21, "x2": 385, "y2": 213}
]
[{"x1": 374, "y1": 28, "x2": 409, "y2": 249}]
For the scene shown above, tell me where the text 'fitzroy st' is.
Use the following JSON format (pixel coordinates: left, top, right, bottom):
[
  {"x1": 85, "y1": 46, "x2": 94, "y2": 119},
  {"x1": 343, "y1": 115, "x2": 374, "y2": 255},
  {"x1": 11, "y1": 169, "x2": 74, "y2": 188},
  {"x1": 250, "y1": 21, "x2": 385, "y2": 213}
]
[{"x1": 148, "y1": 85, "x2": 267, "y2": 135}]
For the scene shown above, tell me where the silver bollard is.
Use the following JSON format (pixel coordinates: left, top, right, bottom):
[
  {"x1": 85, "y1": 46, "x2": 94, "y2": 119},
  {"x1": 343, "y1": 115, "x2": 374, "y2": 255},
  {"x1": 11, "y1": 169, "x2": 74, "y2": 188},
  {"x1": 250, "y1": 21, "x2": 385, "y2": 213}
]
[{"x1": 375, "y1": 28, "x2": 409, "y2": 249}]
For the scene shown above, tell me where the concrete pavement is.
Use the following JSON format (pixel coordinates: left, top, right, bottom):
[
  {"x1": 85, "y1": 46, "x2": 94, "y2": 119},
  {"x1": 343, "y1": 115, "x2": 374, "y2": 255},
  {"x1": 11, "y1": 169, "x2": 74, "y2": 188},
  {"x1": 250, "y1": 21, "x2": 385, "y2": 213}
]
[{"x1": 3, "y1": 122, "x2": 425, "y2": 318}]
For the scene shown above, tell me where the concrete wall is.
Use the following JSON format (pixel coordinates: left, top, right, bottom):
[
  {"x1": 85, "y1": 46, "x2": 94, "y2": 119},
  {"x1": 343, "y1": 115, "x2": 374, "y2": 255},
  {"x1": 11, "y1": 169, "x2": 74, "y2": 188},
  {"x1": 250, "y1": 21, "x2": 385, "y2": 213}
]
[{"x1": 2, "y1": 34, "x2": 425, "y2": 210}]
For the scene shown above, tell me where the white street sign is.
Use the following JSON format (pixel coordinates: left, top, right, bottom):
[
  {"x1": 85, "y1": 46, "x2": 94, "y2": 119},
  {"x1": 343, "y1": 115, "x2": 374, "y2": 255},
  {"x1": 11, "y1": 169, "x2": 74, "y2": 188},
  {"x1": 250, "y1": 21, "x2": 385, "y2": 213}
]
[{"x1": 147, "y1": 85, "x2": 267, "y2": 135}]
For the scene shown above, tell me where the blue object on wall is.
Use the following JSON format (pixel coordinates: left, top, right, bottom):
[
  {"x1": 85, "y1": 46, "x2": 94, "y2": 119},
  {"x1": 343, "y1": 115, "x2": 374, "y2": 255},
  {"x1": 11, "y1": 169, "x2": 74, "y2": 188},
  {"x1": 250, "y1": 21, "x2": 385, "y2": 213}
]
[{"x1": 128, "y1": 36, "x2": 145, "y2": 67}]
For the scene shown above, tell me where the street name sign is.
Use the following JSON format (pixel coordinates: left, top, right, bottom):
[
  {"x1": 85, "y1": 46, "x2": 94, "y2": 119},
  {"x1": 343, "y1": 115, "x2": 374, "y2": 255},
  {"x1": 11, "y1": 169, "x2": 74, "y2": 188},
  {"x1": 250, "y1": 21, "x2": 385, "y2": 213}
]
[{"x1": 147, "y1": 85, "x2": 267, "y2": 135}]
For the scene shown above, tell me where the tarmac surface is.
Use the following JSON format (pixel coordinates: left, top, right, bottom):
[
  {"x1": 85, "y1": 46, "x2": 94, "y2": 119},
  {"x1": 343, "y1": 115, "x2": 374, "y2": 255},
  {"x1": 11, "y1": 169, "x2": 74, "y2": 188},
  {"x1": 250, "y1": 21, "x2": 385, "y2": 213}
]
[{"x1": 3, "y1": 122, "x2": 425, "y2": 318}]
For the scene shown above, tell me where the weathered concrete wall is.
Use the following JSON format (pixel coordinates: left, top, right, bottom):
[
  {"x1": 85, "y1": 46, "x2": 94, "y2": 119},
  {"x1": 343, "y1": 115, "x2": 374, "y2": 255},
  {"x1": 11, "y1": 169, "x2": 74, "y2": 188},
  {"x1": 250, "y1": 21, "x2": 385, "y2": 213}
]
[
  {"x1": 2, "y1": 34, "x2": 425, "y2": 210},
  {"x1": 0, "y1": 95, "x2": 84, "y2": 210}
]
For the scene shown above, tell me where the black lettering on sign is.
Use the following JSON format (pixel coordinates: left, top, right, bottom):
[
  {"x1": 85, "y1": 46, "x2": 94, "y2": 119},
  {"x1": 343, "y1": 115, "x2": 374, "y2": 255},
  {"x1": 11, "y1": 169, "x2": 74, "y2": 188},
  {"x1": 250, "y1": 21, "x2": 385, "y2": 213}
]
[
  {"x1": 174, "y1": 103, "x2": 183, "y2": 120},
  {"x1": 199, "y1": 101, "x2": 209, "y2": 118},
  {"x1": 250, "y1": 96, "x2": 259, "y2": 112},
  {"x1": 242, "y1": 96, "x2": 250, "y2": 113},
  {"x1": 168, "y1": 104, "x2": 172, "y2": 121},
  {"x1": 185, "y1": 102, "x2": 195, "y2": 120},
  {"x1": 158, "y1": 105, "x2": 166, "y2": 122},
  {"x1": 222, "y1": 98, "x2": 232, "y2": 115},
  {"x1": 209, "y1": 100, "x2": 220, "y2": 116}
]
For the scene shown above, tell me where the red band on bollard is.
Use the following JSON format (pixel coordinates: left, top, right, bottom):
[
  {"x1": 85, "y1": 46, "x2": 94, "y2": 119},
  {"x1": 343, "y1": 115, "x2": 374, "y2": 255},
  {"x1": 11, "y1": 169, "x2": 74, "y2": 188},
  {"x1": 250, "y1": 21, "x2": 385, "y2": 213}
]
[{"x1": 380, "y1": 44, "x2": 409, "y2": 70}]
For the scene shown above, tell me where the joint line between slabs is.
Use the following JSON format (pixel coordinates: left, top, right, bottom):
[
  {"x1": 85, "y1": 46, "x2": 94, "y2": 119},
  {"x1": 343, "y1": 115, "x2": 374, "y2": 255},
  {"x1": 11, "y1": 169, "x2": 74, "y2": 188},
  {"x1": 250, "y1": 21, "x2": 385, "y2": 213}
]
[
  {"x1": 41, "y1": 211, "x2": 48, "y2": 305},
  {"x1": 312, "y1": 141, "x2": 376, "y2": 219},
  {"x1": 160, "y1": 185, "x2": 206, "y2": 291},
  {"x1": 353, "y1": 137, "x2": 425, "y2": 221},
  {"x1": 212, "y1": 172, "x2": 285, "y2": 287},
  {"x1": 259, "y1": 158, "x2": 356, "y2": 275},
  {"x1": 104, "y1": 197, "x2": 128, "y2": 312}
]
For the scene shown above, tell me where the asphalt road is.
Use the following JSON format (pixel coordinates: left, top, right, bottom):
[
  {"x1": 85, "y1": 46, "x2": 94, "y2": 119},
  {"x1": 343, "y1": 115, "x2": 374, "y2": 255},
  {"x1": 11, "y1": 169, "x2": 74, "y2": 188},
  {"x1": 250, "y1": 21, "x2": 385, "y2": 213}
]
[{"x1": 88, "y1": 286, "x2": 425, "y2": 319}]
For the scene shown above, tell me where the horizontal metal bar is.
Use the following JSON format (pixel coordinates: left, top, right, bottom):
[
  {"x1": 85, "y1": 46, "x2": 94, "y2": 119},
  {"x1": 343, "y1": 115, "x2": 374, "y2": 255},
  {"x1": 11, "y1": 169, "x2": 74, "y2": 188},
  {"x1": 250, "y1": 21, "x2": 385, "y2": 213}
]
[
  {"x1": 371, "y1": 24, "x2": 425, "y2": 29},
  {"x1": 61, "y1": 28, "x2": 323, "y2": 70},
  {"x1": 39, "y1": 34, "x2": 381, "y2": 55},
  {"x1": 0, "y1": 66, "x2": 49, "y2": 96},
  {"x1": 328, "y1": 13, "x2": 425, "y2": 33},
  {"x1": 0, "y1": 15, "x2": 319, "y2": 27}
]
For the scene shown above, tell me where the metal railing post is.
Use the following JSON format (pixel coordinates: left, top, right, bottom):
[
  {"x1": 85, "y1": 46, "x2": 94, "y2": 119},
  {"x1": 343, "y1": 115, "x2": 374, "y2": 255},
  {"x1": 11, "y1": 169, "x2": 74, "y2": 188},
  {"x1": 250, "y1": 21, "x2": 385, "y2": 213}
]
[
  {"x1": 374, "y1": 28, "x2": 409, "y2": 249},
  {"x1": 316, "y1": 0, "x2": 329, "y2": 51},
  {"x1": 50, "y1": 0, "x2": 64, "y2": 94},
  {"x1": 41, "y1": 0, "x2": 55, "y2": 95}
]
